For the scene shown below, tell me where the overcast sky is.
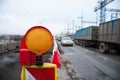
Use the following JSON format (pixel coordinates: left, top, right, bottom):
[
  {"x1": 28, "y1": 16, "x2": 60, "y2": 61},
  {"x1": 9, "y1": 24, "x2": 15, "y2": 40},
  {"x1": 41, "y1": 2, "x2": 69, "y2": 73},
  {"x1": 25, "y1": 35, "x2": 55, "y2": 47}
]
[{"x1": 0, "y1": 0, "x2": 120, "y2": 35}]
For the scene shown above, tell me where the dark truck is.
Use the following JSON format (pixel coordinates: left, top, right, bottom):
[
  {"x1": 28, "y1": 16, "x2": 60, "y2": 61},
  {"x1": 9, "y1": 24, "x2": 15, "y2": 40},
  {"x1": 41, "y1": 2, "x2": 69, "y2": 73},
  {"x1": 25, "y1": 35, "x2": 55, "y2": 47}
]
[
  {"x1": 74, "y1": 18, "x2": 120, "y2": 53},
  {"x1": 74, "y1": 26, "x2": 98, "y2": 47}
]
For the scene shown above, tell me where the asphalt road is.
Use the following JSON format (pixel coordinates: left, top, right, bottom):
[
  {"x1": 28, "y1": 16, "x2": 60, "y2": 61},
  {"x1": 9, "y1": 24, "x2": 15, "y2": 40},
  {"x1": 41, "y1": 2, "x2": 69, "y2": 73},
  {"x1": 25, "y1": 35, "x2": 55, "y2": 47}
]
[
  {"x1": 0, "y1": 49, "x2": 53, "y2": 80},
  {"x1": 0, "y1": 43, "x2": 120, "y2": 80},
  {"x1": 0, "y1": 51, "x2": 21, "y2": 80},
  {"x1": 0, "y1": 48, "x2": 77, "y2": 80},
  {"x1": 59, "y1": 42, "x2": 120, "y2": 80}
]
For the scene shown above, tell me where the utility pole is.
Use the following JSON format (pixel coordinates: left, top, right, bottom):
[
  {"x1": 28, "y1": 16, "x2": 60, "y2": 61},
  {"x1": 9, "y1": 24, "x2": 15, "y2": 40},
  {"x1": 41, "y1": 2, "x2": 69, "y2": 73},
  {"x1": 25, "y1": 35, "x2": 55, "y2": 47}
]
[
  {"x1": 94, "y1": 0, "x2": 114, "y2": 23},
  {"x1": 67, "y1": 20, "x2": 69, "y2": 36},
  {"x1": 72, "y1": 20, "x2": 75, "y2": 34},
  {"x1": 77, "y1": 13, "x2": 97, "y2": 29},
  {"x1": 105, "y1": 8, "x2": 120, "y2": 20},
  {"x1": 77, "y1": 16, "x2": 83, "y2": 29}
]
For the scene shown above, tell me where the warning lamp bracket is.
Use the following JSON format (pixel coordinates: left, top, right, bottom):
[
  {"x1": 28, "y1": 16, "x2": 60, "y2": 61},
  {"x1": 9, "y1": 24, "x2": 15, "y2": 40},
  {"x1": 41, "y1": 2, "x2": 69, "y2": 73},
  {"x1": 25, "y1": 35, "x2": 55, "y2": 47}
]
[{"x1": 36, "y1": 55, "x2": 44, "y2": 66}]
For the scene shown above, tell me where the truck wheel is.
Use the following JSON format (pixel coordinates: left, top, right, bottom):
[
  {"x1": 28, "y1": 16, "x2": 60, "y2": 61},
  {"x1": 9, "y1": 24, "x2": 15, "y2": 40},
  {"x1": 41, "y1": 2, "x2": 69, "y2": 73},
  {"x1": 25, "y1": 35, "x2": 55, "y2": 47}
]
[
  {"x1": 99, "y1": 43, "x2": 109, "y2": 53},
  {"x1": 5, "y1": 49, "x2": 9, "y2": 53},
  {"x1": 82, "y1": 41, "x2": 85, "y2": 47}
]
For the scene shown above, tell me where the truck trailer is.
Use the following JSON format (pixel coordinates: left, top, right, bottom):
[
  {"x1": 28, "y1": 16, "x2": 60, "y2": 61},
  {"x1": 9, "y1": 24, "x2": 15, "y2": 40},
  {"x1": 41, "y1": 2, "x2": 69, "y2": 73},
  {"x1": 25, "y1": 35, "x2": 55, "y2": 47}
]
[
  {"x1": 74, "y1": 18, "x2": 120, "y2": 53},
  {"x1": 74, "y1": 26, "x2": 98, "y2": 47},
  {"x1": 98, "y1": 18, "x2": 120, "y2": 52}
]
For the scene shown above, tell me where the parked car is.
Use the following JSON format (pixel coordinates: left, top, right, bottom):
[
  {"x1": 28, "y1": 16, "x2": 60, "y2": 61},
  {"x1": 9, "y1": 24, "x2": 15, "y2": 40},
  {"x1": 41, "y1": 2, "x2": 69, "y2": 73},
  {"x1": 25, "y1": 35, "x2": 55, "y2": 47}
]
[{"x1": 61, "y1": 37, "x2": 73, "y2": 46}]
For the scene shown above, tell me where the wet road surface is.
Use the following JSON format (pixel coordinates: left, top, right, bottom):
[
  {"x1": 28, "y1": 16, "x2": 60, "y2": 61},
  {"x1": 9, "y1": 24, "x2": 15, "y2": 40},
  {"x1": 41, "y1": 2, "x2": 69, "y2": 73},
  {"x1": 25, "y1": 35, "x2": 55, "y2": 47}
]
[
  {"x1": 59, "y1": 43, "x2": 120, "y2": 80},
  {"x1": 0, "y1": 51, "x2": 21, "y2": 80}
]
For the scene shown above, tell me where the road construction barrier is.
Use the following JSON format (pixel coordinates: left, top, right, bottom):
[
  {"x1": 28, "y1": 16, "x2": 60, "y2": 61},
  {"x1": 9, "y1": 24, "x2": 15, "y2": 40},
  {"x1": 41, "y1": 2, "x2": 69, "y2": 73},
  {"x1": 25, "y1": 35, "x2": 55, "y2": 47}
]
[
  {"x1": 21, "y1": 63, "x2": 58, "y2": 80},
  {"x1": 19, "y1": 26, "x2": 58, "y2": 80},
  {"x1": 51, "y1": 37, "x2": 61, "y2": 67}
]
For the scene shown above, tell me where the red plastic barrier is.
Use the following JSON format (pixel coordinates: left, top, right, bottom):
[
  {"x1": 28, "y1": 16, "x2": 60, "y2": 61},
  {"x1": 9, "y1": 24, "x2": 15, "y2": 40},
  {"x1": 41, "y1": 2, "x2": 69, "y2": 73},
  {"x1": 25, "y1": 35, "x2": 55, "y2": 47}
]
[
  {"x1": 51, "y1": 48, "x2": 61, "y2": 68},
  {"x1": 27, "y1": 68, "x2": 55, "y2": 80},
  {"x1": 20, "y1": 49, "x2": 36, "y2": 65}
]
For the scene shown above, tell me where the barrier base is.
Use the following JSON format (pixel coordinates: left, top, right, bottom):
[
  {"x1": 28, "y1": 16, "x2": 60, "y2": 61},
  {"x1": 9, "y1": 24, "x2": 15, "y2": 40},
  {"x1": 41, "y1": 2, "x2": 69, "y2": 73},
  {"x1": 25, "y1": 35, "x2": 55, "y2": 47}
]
[{"x1": 21, "y1": 63, "x2": 58, "y2": 80}]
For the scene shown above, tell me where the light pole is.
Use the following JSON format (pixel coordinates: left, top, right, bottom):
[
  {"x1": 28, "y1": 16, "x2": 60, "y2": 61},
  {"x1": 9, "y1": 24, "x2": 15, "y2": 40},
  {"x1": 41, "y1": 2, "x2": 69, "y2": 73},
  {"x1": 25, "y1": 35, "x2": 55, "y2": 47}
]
[
  {"x1": 77, "y1": 15, "x2": 83, "y2": 29},
  {"x1": 67, "y1": 20, "x2": 69, "y2": 36},
  {"x1": 72, "y1": 20, "x2": 75, "y2": 34}
]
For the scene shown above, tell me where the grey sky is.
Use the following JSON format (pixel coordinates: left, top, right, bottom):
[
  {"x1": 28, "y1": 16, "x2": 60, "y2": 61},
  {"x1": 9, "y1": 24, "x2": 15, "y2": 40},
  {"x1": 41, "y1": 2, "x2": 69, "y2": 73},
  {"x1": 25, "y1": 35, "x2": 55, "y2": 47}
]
[{"x1": 0, "y1": 0, "x2": 120, "y2": 35}]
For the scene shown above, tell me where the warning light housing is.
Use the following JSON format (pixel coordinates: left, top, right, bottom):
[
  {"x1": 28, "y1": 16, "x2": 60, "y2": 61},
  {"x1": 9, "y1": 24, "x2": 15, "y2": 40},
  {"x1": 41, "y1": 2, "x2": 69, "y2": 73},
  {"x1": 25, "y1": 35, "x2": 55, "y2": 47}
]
[
  {"x1": 25, "y1": 26, "x2": 53, "y2": 55},
  {"x1": 20, "y1": 26, "x2": 53, "y2": 65}
]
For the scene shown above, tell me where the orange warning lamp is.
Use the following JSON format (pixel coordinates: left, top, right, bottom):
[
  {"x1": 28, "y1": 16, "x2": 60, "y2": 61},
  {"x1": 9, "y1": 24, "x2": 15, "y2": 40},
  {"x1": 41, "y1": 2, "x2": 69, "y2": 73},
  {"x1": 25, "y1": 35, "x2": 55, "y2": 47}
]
[
  {"x1": 25, "y1": 26, "x2": 53, "y2": 55},
  {"x1": 20, "y1": 26, "x2": 53, "y2": 66}
]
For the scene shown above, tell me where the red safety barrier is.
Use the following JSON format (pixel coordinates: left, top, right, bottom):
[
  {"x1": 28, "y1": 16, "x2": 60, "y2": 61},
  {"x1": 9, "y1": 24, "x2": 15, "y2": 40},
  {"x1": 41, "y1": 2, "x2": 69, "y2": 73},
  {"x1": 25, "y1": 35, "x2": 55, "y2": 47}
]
[
  {"x1": 21, "y1": 63, "x2": 58, "y2": 80},
  {"x1": 51, "y1": 38, "x2": 61, "y2": 68},
  {"x1": 20, "y1": 49, "x2": 36, "y2": 65}
]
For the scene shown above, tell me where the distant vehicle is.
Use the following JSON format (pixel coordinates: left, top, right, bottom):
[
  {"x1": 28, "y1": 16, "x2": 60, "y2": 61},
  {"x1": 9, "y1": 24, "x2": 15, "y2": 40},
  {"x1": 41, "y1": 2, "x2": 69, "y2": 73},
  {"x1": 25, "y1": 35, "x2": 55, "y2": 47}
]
[
  {"x1": 56, "y1": 35, "x2": 63, "y2": 41},
  {"x1": 61, "y1": 37, "x2": 73, "y2": 46},
  {"x1": 57, "y1": 36, "x2": 62, "y2": 41}
]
